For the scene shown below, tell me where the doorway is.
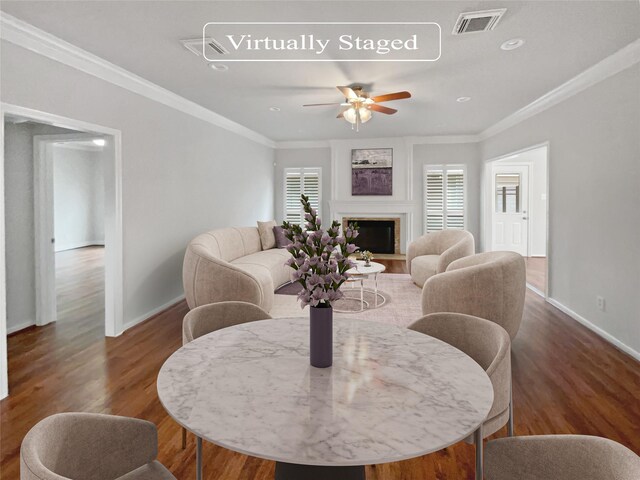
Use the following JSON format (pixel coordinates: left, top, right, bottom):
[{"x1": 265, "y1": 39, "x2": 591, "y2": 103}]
[
  {"x1": 0, "y1": 104, "x2": 123, "y2": 399},
  {"x1": 484, "y1": 144, "x2": 549, "y2": 297},
  {"x1": 33, "y1": 134, "x2": 107, "y2": 330}
]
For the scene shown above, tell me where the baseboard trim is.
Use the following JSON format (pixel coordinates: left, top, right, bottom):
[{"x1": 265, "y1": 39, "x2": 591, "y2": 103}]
[
  {"x1": 7, "y1": 320, "x2": 35, "y2": 335},
  {"x1": 546, "y1": 297, "x2": 640, "y2": 362},
  {"x1": 526, "y1": 283, "x2": 545, "y2": 298},
  {"x1": 55, "y1": 241, "x2": 105, "y2": 252},
  {"x1": 121, "y1": 295, "x2": 185, "y2": 333}
]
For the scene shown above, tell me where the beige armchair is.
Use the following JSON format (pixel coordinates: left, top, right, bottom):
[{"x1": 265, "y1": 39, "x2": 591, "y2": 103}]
[
  {"x1": 406, "y1": 230, "x2": 475, "y2": 287},
  {"x1": 421, "y1": 251, "x2": 526, "y2": 340},
  {"x1": 20, "y1": 413, "x2": 175, "y2": 480},
  {"x1": 183, "y1": 301, "x2": 272, "y2": 344},
  {"x1": 180, "y1": 301, "x2": 272, "y2": 449},
  {"x1": 485, "y1": 435, "x2": 640, "y2": 480},
  {"x1": 409, "y1": 313, "x2": 512, "y2": 480}
]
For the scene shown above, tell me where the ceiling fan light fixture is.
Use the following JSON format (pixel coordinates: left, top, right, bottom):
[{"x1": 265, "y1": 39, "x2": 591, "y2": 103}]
[
  {"x1": 359, "y1": 107, "x2": 372, "y2": 123},
  {"x1": 343, "y1": 106, "x2": 372, "y2": 124},
  {"x1": 343, "y1": 107, "x2": 357, "y2": 124}
]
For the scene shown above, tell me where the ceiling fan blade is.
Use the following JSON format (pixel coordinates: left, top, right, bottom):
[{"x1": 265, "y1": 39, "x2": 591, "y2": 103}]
[
  {"x1": 337, "y1": 86, "x2": 358, "y2": 99},
  {"x1": 371, "y1": 91, "x2": 411, "y2": 103},
  {"x1": 369, "y1": 104, "x2": 398, "y2": 115},
  {"x1": 303, "y1": 103, "x2": 343, "y2": 107}
]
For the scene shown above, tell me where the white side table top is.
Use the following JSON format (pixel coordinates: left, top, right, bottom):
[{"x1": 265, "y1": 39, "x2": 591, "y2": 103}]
[
  {"x1": 157, "y1": 318, "x2": 493, "y2": 467},
  {"x1": 347, "y1": 260, "x2": 386, "y2": 277}
]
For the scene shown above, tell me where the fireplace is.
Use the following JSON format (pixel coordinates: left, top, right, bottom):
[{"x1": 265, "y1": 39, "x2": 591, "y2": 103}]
[{"x1": 342, "y1": 217, "x2": 401, "y2": 254}]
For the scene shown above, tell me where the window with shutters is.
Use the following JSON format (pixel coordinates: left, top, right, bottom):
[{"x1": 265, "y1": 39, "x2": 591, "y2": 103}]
[
  {"x1": 284, "y1": 168, "x2": 322, "y2": 225},
  {"x1": 423, "y1": 165, "x2": 466, "y2": 233}
]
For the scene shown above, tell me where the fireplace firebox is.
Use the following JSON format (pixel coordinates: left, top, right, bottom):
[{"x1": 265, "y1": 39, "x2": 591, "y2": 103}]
[{"x1": 342, "y1": 217, "x2": 400, "y2": 254}]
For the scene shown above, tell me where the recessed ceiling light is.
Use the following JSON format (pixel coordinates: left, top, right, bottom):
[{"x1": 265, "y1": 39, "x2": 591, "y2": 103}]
[
  {"x1": 456, "y1": 96, "x2": 471, "y2": 103},
  {"x1": 209, "y1": 63, "x2": 229, "y2": 72},
  {"x1": 500, "y1": 38, "x2": 525, "y2": 51},
  {"x1": 269, "y1": 106, "x2": 281, "y2": 112},
  {"x1": 92, "y1": 139, "x2": 106, "y2": 146}
]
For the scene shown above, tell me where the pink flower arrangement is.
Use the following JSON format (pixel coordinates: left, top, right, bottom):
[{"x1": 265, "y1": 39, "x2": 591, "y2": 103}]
[{"x1": 282, "y1": 194, "x2": 359, "y2": 307}]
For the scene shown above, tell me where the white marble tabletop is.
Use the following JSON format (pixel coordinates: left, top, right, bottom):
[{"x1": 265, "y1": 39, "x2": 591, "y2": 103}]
[{"x1": 157, "y1": 318, "x2": 493, "y2": 467}]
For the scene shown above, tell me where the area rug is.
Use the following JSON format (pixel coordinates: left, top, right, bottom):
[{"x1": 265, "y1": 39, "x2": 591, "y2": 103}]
[{"x1": 271, "y1": 274, "x2": 423, "y2": 328}]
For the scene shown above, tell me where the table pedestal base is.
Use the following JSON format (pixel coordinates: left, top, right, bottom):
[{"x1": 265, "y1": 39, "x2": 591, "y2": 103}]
[{"x1": 275, "y1": 462, "x2": 365, "y2": 480}]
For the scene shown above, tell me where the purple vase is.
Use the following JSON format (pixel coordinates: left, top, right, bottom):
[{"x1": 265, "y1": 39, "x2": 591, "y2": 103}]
[{"x1": 310, "y1": 305, "x2": 333, "y2": 368}]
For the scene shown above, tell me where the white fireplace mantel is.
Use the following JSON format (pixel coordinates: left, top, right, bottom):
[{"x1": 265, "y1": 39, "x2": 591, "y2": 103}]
[{"x1": 329, "y1": 200, "x2": 418, "y2": 254}]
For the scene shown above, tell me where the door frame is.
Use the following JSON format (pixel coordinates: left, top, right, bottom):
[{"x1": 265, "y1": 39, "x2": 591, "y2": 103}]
[
  {"x1": 490, "y1": 163, "x2": 530, "y2": 256},
  {"x1": 482, "y1": 142, "x2": 550, "y2": 298},
  {"x1": 33, "y1": 133, "x2": 103, "y2": 327},
  {"x1": 0, "y1": 103, "x2": 124, "y2": 399}
]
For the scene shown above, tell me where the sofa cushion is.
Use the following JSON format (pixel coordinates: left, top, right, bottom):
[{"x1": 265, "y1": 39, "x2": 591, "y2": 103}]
[
  {"x1": 411, "y1": 255, "x2": 440, "y2": 287},
  {"x1": 117, "y1": 461, "x2": 176, "y2": 480},
  {"x1": 257, "y1": 220, "x2": 277, "y2": 250},
  {"x1": 232, "y1": 249, "x2": 291, "y2": 289},
  {"x1": 273, "y1": 226, "x2": 290, "y2": 248}
]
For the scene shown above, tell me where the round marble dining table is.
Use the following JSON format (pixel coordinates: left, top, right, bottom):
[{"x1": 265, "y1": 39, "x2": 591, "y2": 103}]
[{"x1": 157, "y1": 317, "x2": 494, "y2": 480}]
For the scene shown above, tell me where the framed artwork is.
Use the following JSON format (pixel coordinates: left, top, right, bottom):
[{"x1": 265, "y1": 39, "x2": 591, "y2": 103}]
[{"x1": 351, "y1": 148, "x2": 393, "y2": 196}]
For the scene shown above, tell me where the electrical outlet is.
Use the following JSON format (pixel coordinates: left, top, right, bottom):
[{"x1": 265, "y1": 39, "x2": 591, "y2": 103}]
[{"x1": 596, "y1": 296, "x2": 606, "y2": 312}]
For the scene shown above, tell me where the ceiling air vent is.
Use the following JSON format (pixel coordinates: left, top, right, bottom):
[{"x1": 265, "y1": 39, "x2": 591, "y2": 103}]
[
  {"x1": 453, "y1": 9, "x2": 507, "y2": 34},
  {"x1": 181, "y1": 37, "x2": 229, "y2": 57}
]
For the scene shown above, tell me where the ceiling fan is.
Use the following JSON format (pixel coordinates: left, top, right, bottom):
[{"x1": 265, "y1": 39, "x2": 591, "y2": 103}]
[{"x1": 303, "y1": 86, "x2": 411, "y2": 131}]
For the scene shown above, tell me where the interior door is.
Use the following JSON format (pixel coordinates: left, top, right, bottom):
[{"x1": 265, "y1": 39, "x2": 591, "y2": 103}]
[{"x1": 492, "y1": 165, "x2": 529, "y2": 255}]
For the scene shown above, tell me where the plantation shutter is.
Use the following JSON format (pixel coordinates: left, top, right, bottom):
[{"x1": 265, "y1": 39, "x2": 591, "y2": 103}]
[
  {"x1": 284, "y1": 168, "x2": 321, "y2": 225},
  {"x1": 446, "y1": 169, "x2": 465, "y2": 229},
  {"x1": 424, "y1": 166, "x2": 466, "y2": 233},
  {"x1": 425, "y1": 170, "x2": 444, "y2": 232}
]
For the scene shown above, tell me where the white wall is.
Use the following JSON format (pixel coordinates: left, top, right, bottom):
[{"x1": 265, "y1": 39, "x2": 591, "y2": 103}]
[
  {"x1": 413, "y1": 142, "x2": 481, "y2": 245},
  {"x1": 274, "y1": 147, "x2": 331, "y2": 224},
  {"x1": 3, "y1": 122, "x2": 76, "y2": 333},
  {"x1": 53, "y1": 145, "x2": 104, "y2": 251},
  {"x1": 1, "y1": 40, "x2": 275, "y2": 328},
  {"x1": 481, "y1": 63, "x2": 640, "y2": 356}
]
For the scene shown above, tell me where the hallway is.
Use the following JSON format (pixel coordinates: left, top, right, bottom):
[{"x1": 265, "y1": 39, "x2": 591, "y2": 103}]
[{"x1": 55, "y1": 245, "x2": 105, "y2": 326}]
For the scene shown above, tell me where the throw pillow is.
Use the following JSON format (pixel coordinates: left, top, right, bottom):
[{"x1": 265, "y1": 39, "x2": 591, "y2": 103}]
[
  {"x1": 257, "y1": 220, "x2": 277, "y2": 250},
  {"x1": 273, "y1": 226, "x2": 291, "y2": 249}
]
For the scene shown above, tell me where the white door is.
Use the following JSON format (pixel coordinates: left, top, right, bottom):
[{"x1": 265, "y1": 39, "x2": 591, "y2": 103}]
[{"x1": 492, "y1": 165, "x2": 529, "y2": 255}]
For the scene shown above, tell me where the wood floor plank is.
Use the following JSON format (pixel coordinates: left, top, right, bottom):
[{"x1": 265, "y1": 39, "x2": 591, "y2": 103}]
[{"x1": 1, "y1": 254, "x2": 638, "y2": 479}]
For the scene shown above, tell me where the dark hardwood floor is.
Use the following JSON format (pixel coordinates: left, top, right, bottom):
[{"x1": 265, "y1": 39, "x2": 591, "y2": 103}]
[{"x1": 1, "y1": 258, "x2": 638, "y2": 479}]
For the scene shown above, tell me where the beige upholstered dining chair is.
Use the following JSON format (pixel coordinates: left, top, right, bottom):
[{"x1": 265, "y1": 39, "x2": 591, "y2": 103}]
[
  {"x1": 20, "y1": 412, "x2": 175, "y2": 480},
  {"x1": 409, "y1": 313, "x2": 512, "y2": 480},
  {"x1": 421, "y1": 251, "x2": 526, "y2": 340},
  {"x1": 485, "y1": 435, "x2": 640, "y2": 480},
  {"x1": 406, "y1": 230, "x2": 475, "y2": 287},
  {"x1": 180, "y1": 301, "x2": 272, "y2": 448}
]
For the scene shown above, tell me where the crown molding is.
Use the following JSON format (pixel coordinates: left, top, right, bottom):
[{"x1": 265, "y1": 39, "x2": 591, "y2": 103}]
[
  {"x1": 0, "y1": 12, "x2": 276, "y2": 149},
  {"x1": 405, "y1": 135, "x2": 480, "y2": 144},
  {"x1": 276, "y1": 135, "x2": 479, "y2": 149},
  {"x1": 275, "y1": 140, "x2": 331, "y2": 149},
  {"x1": 479, "y1": 38, "x2": 640, "y2": 141}
]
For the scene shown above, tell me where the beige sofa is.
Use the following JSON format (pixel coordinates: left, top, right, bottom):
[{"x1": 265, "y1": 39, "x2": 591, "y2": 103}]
[
  {"x1": 183, "y1": 227, "x2": 291, "y2": 312},
  {"x1": 406, "y1": 230, "x2": 475, "y2": 287}
]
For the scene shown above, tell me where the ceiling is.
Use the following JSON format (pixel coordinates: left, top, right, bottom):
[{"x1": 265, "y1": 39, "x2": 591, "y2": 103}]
[{"x1": 1, "y1": 1, "x2": 638, "y2": 142}]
